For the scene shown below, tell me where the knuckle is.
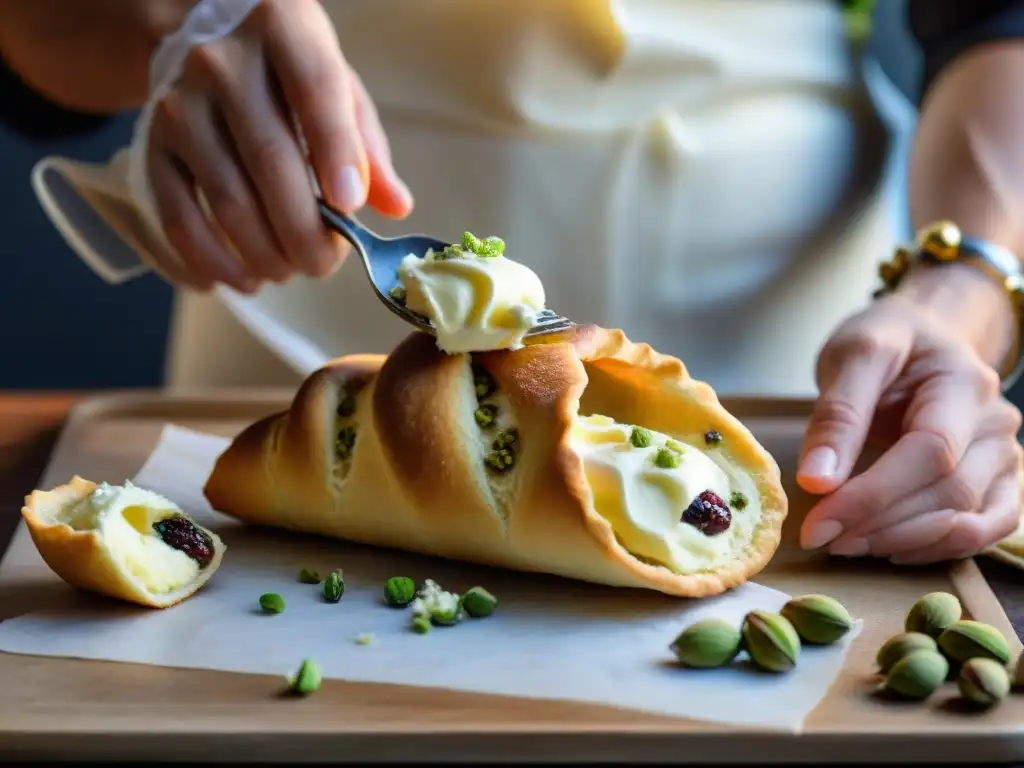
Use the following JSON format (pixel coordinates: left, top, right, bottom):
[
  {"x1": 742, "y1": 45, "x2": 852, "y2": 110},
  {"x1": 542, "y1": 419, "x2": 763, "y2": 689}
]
[
  {"x1": 1000, "y1": 400, "x2": 1023, "y2": 434},
  {"x1": 913, "y1": 429, "x2": 959, "y2": 477},
  {"x1": 811, "y1": 397, "x2": 863, "y2": 431},
  {"x1": 203, "y1": 182, "x2": 247, "y2": 229},
  {"x1": 186, "y1": 43, "x2": 234, "y2": 91},
  {"x1": 152, "y1": 94, "x2": 189, "y2": 138},
  {"x1": 941, "y1": 472, "x2": 982, "y2": 512},
  {"x1": 246, "y1": 134, "x2": 291, "y2": 179},
  {"x1": 974, "y1": 363, "x2": 1002, "y2": 399}
]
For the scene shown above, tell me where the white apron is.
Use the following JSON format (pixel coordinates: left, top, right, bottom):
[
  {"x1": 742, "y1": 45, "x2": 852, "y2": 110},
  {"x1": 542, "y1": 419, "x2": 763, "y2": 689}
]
[{"x1": 34, "y1": 0, "x2": 904, "y2": 397}]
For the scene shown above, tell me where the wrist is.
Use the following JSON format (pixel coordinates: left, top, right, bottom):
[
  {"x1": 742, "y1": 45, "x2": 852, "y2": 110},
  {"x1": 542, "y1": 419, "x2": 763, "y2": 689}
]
[{"x1": 896, "y1": 260, "x2": 1016, "y2": 369}]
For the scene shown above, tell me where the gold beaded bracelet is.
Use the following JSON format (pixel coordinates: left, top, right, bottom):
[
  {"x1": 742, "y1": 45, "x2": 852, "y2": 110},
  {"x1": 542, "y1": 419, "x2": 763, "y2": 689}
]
[{"x1": 874, "y1": 221, "x2": 1024, "y2": 391}]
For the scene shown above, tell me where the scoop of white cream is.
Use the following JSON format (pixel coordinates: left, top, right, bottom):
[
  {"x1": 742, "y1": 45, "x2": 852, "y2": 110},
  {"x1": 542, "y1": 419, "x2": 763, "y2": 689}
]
[
  {"x1": 569, "y1": 414, "x2": 761, "y2": 574},
  {"x1": 397, "y1": 235, "x2": 546, "y2": 354},
  {"x1": 60, "y1": 481, "x2": 207, "y2": 593}
]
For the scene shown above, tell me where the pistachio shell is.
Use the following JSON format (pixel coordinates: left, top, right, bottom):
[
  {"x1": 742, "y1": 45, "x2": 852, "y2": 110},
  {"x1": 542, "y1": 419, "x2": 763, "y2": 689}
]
[
  {"x1": 937, "y1": 620, "x2": 1011, "y2": 665},
  {"x1": 876, "y1": 632, "x2": 938, "y2": 674},
  {"x1": 958, "y1": 657, "x2": 1010, "y2": 707},
  {"x1": 905, "y1": 592, "x2": 961, "y2": 638},
  {"x1": 780, "y1": 594, "x2": 854, "y2": 645},
  {"x1": 884, "y1": 649, "x2": 948, "y2": 700},
  {"x1": 670, "y1": 618, "x2": 742, "y2": 669},
  {"x1": 742, "y1": 610, "x2": 801, "y2": 673}
]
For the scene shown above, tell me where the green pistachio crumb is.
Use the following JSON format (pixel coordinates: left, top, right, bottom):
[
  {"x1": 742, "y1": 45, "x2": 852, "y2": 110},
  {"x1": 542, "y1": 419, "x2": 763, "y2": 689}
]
[
  {"x1": 703, "y1": 430, "x2": 723, "y2": 446},
  {"x1": 354, "y1": 633, "x2": 375, "y2": 646},
  {"x1": 387, "y1": 285, "x2": 407, "y2": 305},
  {"x1": 461, "y1": 231, "x2": 483, "y2": 253},
  {"x1": 484, "y1": 448, "x2": 515, "y2": 473},
  {"x1": 473, "y1": 365, "x2": 496, "y2": 399},
  {"x1": 461, "y1": 586, "x2": 498, "y2": 618},
  {"x1": 474, "y1": 403, "x2": 498, "y2": 428},
  {"x1": 730, "y1": 491, "x2": 748, "y2": 510},
  {"x1": 287, "y1": 658, "x2": 321, "y2": 695},
  {"x1": 411, "y1": 615, "x2": 431, "y2": 634},
  {"x1": 654, "y1": 447, "x2": 682, "y2": 469},
  {"x1": 492, "y1": 427, "x2": 518, "y2": 450},
  {"x1": 384, "y1": 576, "x2": 417, "y2": 607},
  {"x1": 259, "y1": 593, "x2": 285, "y2": 614},
  {"x1": 336, "y1": 426, "x2": 357, "y2": 460},
  {"x1": 336, "y1": 394, "x2": 356, "y2": 418},
  {"x1": 323, "y1": 569, "x2": 345, "y2": 603},
  {"x1": 665, "y1": 439, "x2": 685, "y2": 454},
  {"x1": 436, "y1": 244, "x2": 464, "y2": 260},
  {"x1": 480, "y1": 236, "x2": 505, "y2": 256},
  {"x1": 630, "y1": 426, "x2": 653, "y2": 448},
  {"x1": 298, "y1": 568, "x2": 321, "y2": 584}
]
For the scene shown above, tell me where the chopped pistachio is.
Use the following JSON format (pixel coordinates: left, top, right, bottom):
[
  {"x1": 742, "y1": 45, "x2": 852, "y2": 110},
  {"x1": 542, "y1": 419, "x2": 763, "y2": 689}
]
[
  {"x1": 703, "y1": 430, "x2": 723, "y2": 446},
  {"x1": 630, "y1": 427, "x2": 653, "y2": 448},
  {"x1": 461, "y1": 586, "x2": 498, "y2": 618},
  {"x1": 336, "y1": 393, "x2": 356, "y2": 418},
  {"x1": 298, "y1": 568, "x2": 322, "y2": 584},
  {"x1": 411, "y1": 579, "x2": 463, "y2": 626},
  {"x1": 323, "y1": 569, "x2": 345, "y2": 603},
  {"x1": 653, "y1": 447, "x2": 681, "y2": 469},
  {"x1": 474, "y1": 403, "x2": 498, "y2": 428},
  {"x1": 336, "y1": 426, "x2": 357, "y2": 459},
  {"x1": 287, "y1": 658, "x2": 321, "y2": 695},
  {"x1": 484, "y1": 448, "x2": 515, "y2": 473},
  {"x1": 730, "y1": 491, "x2": 748, "y2": 510},
  {"x1": 387, "y1": 285, "x2": 407, "y2": 305},
  {"x1": 665, "y1": 439, "x2": 685, "y2": 454},
  {"x1": 480, "y1": 236, "x2": 505, "y2": 256},
  {"x1": 436, "y1": 244, "x2": 465, "y2": 260},
  {"x1": 411, "y1": 615, "x2": 431, "y2": 634},
  {"x1": 473, "y1": 364, "x2": 496, "y2": 399},
  {"x1": 259, "y1": 593, "x2": 285, "y2": 614},
  {"x1": 461, "y1": 231, "x2": 483, "y2": 253},
  {"x1": 492, "y1": 427, "x2": 519, "y2": 450},
  {"x1": 354, "y1": 633, "x2": 375, "y2": 646},
  {"x1": 384, "y1": 576, "x2": 416, "y2": 607}
]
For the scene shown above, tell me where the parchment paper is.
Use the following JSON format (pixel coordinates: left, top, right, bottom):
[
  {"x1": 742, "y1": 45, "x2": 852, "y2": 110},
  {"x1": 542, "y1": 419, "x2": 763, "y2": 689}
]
[{"x1": 0, "y1": 425, "x2": 861, "y2": 731}]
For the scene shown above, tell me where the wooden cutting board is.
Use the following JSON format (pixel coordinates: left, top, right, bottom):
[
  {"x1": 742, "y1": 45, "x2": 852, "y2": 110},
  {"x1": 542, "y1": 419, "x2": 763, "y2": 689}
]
[{"x1": 0, "y1": 390, "x2": 1021, "y2": 763}]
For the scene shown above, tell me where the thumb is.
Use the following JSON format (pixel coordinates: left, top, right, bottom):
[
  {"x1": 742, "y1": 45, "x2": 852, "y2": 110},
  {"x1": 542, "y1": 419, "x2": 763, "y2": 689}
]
[{"x1": 798, "y1": 336, "x2": 900, "y2": 495}]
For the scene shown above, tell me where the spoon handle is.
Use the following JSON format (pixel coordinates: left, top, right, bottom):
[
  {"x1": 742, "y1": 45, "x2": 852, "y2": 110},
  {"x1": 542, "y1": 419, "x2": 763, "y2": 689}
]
[{"x1": 318, "y1": 199, "x2": 378, "y2": 255}]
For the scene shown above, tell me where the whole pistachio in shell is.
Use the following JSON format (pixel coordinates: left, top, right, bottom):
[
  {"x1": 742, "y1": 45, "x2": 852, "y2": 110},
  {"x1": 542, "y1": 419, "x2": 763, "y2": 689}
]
[
  {"x1": 905, "y1": 592, "x2": 961, "y2": 638},
  {"x1": 937, "y1": 620, "x2": 1011, "y2": 665},
  {"x1": 884, "y1": 649, "x2": 948, "y2": 700},
  {"x1": 876, "y1": 632, "x2": 938, "y2": 675},
  {"x1": 958, "y1": 657, "x2": 1010, "y2": 707},
  {"x1": 780, "y1": 594, "x2": 853, "y2": 645},
  {"x1": 742, "y1": 610, "x2": 801, "y2": 673},
  {"x1": 670, "y1": 618, "x2": 742, "y2": 669}
]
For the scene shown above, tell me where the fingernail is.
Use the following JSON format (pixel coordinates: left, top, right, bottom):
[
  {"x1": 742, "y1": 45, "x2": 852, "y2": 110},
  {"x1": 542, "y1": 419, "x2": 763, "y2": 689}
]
[
  {"x1": 333, "y1": 165, "x2": 366, "y2": 212},
  {"x1": 829, "y1": 537, "x2": 869, "y2": 557},
  {"x1": 801, "y1": 447, "x2": 838, "y2": 479},
  {"x1": 805, "y1": 519, "x2": 844, "y2": 550}
]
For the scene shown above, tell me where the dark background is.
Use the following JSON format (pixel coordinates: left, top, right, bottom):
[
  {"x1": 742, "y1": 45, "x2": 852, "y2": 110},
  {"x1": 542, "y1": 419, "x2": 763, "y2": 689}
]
[{"x1": 1, "y1": 1, "x2": 1020, "y2": 405}]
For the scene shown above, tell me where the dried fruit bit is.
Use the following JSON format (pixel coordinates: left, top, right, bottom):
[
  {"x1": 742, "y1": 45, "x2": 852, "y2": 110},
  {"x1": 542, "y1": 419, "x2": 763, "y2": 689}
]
[
  {"x1": 335, "y1": 426, "x2": 357, "y2": 460},
  {"x1": 298, "y1": 568, "x2": 321, "y2": 584},
  {"x1": 388, "y1": 285, "x2": 407, "y2": 305},
  {"x1": 629, "y1": 427, "x2": 653, "y2": 448},
  {"x1": 354, "y1": 633, "x2": 375, "y2": 646},
  {"x1": 780, "y1": 594, "x2": 853, "y2": 646},
  {"x1": 884, "y1": 649, "x2": 948, "y2": 700},
  {"x1": 653, "y1": 447, "x2": 681, "y2": 469},
  {"x1": 384, "y1": 576, "x2": 416, "y2": 607},
  {"x1": 703, "y1": 430, "x2": 722, "y2": 446},
  {"x1": 958, "y1": 657, "x2": 1010, "y2": 707},
  {"x1": 742, "y1": 610, "x2": 801, "y2": 673},
  {"x1": 411, "y1": 615, "x2": 431, "y2": 635},
  {"x1": 287, "y1": 658, "x2": 321, "y2": 696},
  {"x1": 681, "y1": 490, "x2": 731, "y2": 536},
  {"x1": 876, "y1": 632, "x2": 938, "y2": 674},
  {"x1": 937, "y1": 620, "x2": 1010, "y2": 665},
  {"x1": 474, "y1": 403, "x2": 498, "y2": 428},
  {"x1": 669, "y1": 618, "x2": 742, "y2": 669},
  {"x1": 729, "y1": 491, "x2": 748, "y2": 510},
  {"x1": 461, "y1": 586, "x2": 498, "y2": 618},
  {"x1": 152, "y1": 516, "x2": 215, "y2": 568},
  {"x1": 259, "y1": 593, "x2": 285, "y2": 614},
  {"x1": 323, "y1": 570, "x2": 345, "y2": 603},
  {"x1": 336, "y1": 392, "x2": 356, "y2": 417},
  {"x1": 905, "y1": 592, "x2": 961, "y2": 639},
  {"x1": 472, "y1": 365, "x2": 496, "y2": 399}
]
